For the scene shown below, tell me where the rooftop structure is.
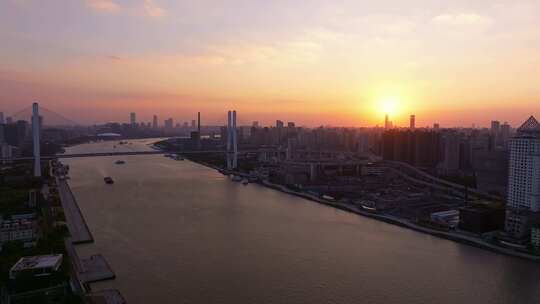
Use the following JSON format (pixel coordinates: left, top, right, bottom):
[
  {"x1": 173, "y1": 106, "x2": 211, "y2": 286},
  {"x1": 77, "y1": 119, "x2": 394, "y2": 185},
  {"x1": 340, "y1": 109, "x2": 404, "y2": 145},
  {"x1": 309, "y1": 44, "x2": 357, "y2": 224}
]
[{"x1": 10, "y1": 254, "x2": 63, "y2": 279}]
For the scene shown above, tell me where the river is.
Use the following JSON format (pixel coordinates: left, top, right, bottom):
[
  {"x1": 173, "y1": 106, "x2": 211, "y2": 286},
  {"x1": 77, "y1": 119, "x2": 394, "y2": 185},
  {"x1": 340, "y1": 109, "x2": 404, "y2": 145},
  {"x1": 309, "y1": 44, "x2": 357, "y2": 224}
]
[{"x1": 63, "y1": 139, "x2": 540, "y2": 304}]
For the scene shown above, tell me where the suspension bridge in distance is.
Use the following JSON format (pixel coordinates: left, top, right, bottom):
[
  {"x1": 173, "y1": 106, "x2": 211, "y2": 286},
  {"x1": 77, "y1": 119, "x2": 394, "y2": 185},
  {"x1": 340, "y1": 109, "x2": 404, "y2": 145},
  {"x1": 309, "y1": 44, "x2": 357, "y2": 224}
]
[{"x1": 1, "y1": 149, "x2": 262, "y2": 162}]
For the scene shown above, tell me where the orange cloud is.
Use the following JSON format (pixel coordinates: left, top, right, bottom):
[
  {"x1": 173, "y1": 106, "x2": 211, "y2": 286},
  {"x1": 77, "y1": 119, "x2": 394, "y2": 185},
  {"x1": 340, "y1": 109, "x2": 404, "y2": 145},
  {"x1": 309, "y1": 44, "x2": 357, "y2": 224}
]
[
  {"x1": 87, "y1": 0, "x2": 120, "y2": 12},
  {"x1": 143, "y1": 0, "x2": 166, "y2": 18},
  {"x1": 432, "y1": 13, "x2": 493, "y2": 28}
]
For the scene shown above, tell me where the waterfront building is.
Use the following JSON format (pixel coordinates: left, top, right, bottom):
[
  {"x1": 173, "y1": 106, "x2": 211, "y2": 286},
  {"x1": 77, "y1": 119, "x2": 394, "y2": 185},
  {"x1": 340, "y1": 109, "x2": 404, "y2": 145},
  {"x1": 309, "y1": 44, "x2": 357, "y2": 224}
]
[
  {"x1": 152, "y1": 115, "x2": 158, "y2": 129},
  {"x1": 531, "y1": 226, "x2": 540, "y2": 249},
  {"x1": 130, "y1": 112, "x2": 136, "y2": 126},
  {"x1": 505, "y1": 116, "x2": 540, "y2": 239},
  {"x1": 459, "y1": 204, "x2": 505, "y2": 233},
  {"x1": 0, "y1": 218, "x2": 37, "y2": 245}
]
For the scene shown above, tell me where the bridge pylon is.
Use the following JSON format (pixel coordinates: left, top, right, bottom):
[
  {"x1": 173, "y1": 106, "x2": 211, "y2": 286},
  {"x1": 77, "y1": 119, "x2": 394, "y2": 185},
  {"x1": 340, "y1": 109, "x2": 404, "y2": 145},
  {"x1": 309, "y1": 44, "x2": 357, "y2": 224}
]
[{"x1": 226, "y1": 110, "x2": 238, "y2": 170}]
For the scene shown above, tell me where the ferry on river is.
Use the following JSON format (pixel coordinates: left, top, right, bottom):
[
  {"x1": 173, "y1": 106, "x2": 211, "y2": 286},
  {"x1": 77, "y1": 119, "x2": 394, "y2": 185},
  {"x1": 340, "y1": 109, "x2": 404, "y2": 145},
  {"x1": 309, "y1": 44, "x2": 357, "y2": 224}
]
[{"x1": 104, "y1": 177, "x2": 114, "y2": 184}]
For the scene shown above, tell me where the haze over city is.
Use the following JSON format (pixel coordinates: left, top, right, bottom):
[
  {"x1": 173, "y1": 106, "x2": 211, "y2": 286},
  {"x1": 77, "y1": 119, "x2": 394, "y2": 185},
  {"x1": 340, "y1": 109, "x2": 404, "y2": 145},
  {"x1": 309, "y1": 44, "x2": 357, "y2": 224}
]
[{"x1": 1, "y1": 0, "x2": 540, "y2": 127}]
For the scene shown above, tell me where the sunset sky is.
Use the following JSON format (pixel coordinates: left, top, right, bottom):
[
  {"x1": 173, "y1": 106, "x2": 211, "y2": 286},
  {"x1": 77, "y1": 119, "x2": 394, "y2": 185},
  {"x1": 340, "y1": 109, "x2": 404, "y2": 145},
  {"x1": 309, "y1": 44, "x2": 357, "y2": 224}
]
[{"x1": 1, "y1": 0, "x2": 540, "y2": 127}]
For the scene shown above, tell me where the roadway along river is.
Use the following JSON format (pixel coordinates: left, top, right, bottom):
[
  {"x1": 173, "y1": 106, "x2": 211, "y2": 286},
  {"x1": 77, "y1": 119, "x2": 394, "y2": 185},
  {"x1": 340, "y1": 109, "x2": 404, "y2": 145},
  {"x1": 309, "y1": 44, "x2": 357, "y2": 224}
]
[{"x1": 64, "y1": 139, "x2": 540, "y2": 304}]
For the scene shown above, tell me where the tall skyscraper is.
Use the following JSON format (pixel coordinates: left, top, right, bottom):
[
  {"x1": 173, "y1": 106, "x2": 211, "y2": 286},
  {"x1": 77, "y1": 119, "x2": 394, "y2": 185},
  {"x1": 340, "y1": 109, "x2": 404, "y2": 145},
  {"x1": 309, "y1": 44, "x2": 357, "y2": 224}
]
[
  {"x1": 409, "y1": 115, "x2": 415, "y2": 130},
  {"x1": 0, "y1": 112, "x2": 4, "y2": 124},
  {"x1": 130, "y1": 112, "x2": 136, "y2": 125},
  {"x1": 384, "y1": 114, "x2": 389, "y2": 130},
  {"x1": 276, "y1": 120, "x2": 284, "y2": 128},
  {"x1": 152, "y1": 115, "x2": 158, "y2": 129},
  {"x1": 505, "y1": 116, "x2": 540, "y2": 239},
  {"x1": 32, "y1": 102, "x2": 41, "y2": 177}
]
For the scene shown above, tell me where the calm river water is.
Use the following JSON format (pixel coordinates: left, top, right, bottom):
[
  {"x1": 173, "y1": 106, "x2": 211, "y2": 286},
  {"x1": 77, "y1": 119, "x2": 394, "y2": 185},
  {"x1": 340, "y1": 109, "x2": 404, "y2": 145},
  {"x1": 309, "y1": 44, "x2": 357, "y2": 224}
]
[{"x1": 64, "y1": 139, "x2": 540, "y2": 304}]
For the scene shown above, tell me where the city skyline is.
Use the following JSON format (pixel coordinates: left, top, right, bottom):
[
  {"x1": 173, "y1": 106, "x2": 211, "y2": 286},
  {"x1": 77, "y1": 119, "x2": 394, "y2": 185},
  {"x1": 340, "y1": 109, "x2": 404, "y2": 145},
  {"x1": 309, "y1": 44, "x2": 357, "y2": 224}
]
[{"x1": 1, "y1": 1, "x2": 540, "y2": 127}]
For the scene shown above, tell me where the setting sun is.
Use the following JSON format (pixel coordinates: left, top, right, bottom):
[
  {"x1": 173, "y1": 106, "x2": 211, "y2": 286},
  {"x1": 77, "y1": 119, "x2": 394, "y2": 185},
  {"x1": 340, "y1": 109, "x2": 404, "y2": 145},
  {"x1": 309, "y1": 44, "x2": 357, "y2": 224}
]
[{"x1": 379, "y1": 97, "x2": 401, "y2": 116}]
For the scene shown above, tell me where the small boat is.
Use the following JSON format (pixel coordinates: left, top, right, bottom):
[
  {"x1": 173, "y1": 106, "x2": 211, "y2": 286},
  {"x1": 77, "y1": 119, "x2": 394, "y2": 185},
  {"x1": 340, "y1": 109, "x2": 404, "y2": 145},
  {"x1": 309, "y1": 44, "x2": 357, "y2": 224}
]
[
  {"x1": 104, "y1": 177, "x2": 114, "y2": 184},
  {"x1": 231, "y1": 175, "x2": 243, "y2": 182},
  {"x1": 115, "y1": 160, "x2": 125, "y2": 165},
  {"x1": 242, "y1": 179, "x2": 249, "y2": 185}
]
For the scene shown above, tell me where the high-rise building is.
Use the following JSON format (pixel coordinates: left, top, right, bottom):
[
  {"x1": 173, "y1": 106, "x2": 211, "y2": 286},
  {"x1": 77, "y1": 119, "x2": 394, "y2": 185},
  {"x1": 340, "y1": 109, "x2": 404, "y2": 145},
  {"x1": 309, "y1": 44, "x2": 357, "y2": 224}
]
[
  {"x1": 500, "y1": 122, "x2": 511, "y2": 145},
  {"x1": 433, "y1": 123, "x2": 440, "y2": 130},
  {"x1": 287, "y1": 122, "x2": 295, "y2": 128},
  {"x1": 152, "y1": 115, "x2": 158, "y2": 129},
  {"x1": 130, "y1": 112, "x2": 136, "y2": 125},
  {"x1": 164, "y1": 118, "x2": 173, "y2": 130},
  {"x1": 385, "y1": 114, "x2": 389, "y2": 130},
  {"x1": 4, "y1": 120, "x2": 28, "y2": 148},
  {"x1": 32, "y1": 102, "x2": 41, "y2": 177},
  {"x1": 252, "y1": 121, "x2": 259, "y2": 128},
  {"x1": 491, "y1": 120, "x2": 501, "y2": 135},
  {"x1": 505, "y1": 116, "x2": 540, "y2": 239},
  {"x1": 191, "y1": 120, "x2": 196, "y2": 128},
  {"x1": 410, "y1": 115, "x2": 415, "y2": 129},
  {"x1": 6, "y1": 117, "x2": 12, "y2": 124},
  {"x1": 276, "y1": 120, "x2": 284, "y2": 128},
  {"x1": 0, "y1": 112, "x2": 4, "y2": 124}
]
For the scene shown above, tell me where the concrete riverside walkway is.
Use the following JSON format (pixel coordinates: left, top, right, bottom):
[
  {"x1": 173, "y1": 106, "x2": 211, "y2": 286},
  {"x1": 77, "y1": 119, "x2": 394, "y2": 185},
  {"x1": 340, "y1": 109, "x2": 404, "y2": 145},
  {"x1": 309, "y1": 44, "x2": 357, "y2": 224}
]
[
  {"x1": 87, "y1": 289, "x2": 127, "y2": 304},
  {"x1": 57, "y1": 178, "x2": 94, "y2": 243}
]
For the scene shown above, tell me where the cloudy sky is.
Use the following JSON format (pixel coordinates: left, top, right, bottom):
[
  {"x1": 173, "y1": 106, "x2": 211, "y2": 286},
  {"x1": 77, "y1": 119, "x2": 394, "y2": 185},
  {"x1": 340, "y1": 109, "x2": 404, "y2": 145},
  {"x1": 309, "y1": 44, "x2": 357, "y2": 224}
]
[{"x1": 1, "y1": 0, "x2": 540, "y2": 127}]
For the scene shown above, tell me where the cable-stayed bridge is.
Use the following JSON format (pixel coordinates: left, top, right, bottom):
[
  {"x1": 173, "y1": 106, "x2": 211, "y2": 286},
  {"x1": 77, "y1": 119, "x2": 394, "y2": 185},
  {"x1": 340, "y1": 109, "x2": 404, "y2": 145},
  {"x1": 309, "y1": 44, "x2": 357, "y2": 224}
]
[
  {"x1": 2, "y1": 103, "x2": 243, "y2": 172},
  {"x1": 9, "y1": 105, "x2": 79, "y2": 127}
]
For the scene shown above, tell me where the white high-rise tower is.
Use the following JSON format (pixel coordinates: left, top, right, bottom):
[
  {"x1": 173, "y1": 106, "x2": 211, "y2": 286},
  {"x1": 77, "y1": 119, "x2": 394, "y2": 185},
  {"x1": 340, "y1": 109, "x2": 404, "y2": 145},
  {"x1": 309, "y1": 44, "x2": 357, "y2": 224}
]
[
  {"x1": 505, "y1": 116, "x2": 540, "y2": 238},
  {"x1": 32, "y1": 102, "x2": 41, "y2": 177}
]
